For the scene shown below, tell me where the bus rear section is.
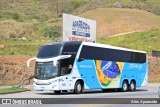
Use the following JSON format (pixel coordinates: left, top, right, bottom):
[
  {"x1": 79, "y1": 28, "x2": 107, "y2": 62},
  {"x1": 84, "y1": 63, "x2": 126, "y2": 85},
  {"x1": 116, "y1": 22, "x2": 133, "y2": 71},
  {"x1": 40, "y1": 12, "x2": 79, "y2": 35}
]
[{"x1": 75, "y1": 42, "x2": 148, "y2": 92}]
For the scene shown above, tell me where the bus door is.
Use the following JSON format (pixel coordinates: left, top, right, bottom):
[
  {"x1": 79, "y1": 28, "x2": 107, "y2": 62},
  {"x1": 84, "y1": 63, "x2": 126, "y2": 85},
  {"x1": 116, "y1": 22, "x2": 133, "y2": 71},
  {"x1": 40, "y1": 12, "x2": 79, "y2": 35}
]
[{"x1": 59, "y1": 67, "x2": 72, "y2": 90}]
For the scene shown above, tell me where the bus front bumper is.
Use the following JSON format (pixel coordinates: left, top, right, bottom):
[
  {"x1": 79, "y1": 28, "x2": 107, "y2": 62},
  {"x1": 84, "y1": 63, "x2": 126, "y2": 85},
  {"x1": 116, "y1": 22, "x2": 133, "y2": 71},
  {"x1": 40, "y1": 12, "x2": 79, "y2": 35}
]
[{"x1": 33, "y1": 83, "x2": 59, "y2": 91}]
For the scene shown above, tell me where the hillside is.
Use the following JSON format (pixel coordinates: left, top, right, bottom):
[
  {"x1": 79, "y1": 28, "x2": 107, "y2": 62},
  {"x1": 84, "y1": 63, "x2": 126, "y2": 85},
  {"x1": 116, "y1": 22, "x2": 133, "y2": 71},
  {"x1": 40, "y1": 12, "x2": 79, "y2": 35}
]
[
  {"x1": 0, "y1": 0, "x2": 86, "y2": 21},
  {"x1": 80, "y1": 8, "x2": 160, "y2": 37},
  {"x1": 97, "y1": 28, "x2": 160, "y2": 54},
  {"x1": 2, "y1": 28, "x2": 160, "y2": 85},
  {"x1": 0, "y1": 0, "x2": 159, "y2": 22},
  {"x1": 0, "y1": 7, "x2": 160, "y2": 55},
  {"x1": 0, "y1": 0, "x2": 160, "y2": 39},
  {"x1": 0, "y1": 8, "x2": 160, "y2": 40}
]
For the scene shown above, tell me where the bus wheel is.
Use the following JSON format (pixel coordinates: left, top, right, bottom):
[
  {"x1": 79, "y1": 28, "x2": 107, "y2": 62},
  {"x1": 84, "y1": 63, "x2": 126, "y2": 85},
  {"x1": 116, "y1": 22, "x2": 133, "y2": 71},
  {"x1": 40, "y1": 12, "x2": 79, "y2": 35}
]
[
  {"x1": 62, "y1": 90, "x2": 67, "y2": 92},
  {"x1": 102, "y1": 89, "x2": 108, "y2": 92},
  {"x1": 74, "y1": 81, "x2": 83, "y2": 94},
  {"x1": 122, "y1": 81, "x2": 129, "y2": 92},
  {"x1": 130, "y1": 81, "x2": 136, "y2": 92},
  {"x1": 54, "y1": 91, "x2": 61, "y2": 94}
]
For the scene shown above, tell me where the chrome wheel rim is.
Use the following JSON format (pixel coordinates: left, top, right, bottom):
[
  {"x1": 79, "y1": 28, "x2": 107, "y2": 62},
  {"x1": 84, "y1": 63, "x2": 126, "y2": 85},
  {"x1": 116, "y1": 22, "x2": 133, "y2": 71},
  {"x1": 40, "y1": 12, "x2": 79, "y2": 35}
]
[
  {"x1": 123, "y1": 83, "x2": 127, "y2": 91},
  {"x1": 77, "y1": 84, "x2": 81, "y2": 92},
  {"x1": 131, "y1": 83, "x2": 135, "y2": 90}
]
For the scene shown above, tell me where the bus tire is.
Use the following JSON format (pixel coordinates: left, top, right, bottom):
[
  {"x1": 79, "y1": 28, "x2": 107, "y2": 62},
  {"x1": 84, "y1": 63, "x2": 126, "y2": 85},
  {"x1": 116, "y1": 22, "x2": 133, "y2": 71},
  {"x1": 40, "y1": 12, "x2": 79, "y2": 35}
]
[
  {"x1": 129, "y1": 81, "x2": 136, "y2": 92},
  {"x1": 54, "y1": 90, "x2": 61, "y2": 94},
  {"x1": 122, "y1": 81, "x2": 129, "y2": 92},
  {"x1": 74, "y1": 81, "x2": 83, "y2": 94},
  {"x1": 102, "y1": 89, "x2": 108, "y2": 92}
]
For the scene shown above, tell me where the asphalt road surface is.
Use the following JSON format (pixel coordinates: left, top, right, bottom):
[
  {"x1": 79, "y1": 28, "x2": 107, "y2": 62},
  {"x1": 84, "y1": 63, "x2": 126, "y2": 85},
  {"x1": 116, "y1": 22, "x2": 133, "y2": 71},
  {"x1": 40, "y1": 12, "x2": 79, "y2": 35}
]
[{"x1": 0, "y1": 83, "x2": 160, "y2": 107}]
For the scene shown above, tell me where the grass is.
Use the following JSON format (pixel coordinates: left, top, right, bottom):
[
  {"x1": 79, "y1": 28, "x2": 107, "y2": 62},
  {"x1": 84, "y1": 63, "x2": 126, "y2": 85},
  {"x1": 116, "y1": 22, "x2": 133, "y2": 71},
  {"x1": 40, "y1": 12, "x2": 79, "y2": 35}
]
[
  {"x1": 97, "y1": 28, "x2": 160, "y2": 55},
  {"x1": 1, "y1": 8, "x2": 159, "y2": 40},
  {"x1": 0, "y1": 35, "x2": 61, "y2": 55},
  {"x1": 0, "y1": 39, "x2": 49, "y2": 55},
  {"x1": 0, "y1": 0, "x2": 159, "y2": 22},
  {"x1": 0, "y1": 29, "x2": 160, "y2": 55},
  {"x1": 0, "y1": 0, "x2": 88, "y2": 22},
  {"x1": 104, "y1": 0, "x2": 160, "y2": 15},
  {"x1": 0, "y1": 86, "x2": 30, "y2": 94},
  {"x1": 0, "y1": 7, "x2": 160, "y2": 56}
]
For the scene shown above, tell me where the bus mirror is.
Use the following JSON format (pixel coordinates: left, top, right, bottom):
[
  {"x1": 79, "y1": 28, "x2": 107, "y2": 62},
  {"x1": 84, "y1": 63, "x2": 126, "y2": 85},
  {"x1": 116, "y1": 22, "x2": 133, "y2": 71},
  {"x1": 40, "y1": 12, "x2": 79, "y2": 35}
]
[
  {"x1": 53, "y1": 60, "x2": 58, "y2": 66},
  {"x1": 27, "y1": 57, "x2": 36, "y2": 67}
]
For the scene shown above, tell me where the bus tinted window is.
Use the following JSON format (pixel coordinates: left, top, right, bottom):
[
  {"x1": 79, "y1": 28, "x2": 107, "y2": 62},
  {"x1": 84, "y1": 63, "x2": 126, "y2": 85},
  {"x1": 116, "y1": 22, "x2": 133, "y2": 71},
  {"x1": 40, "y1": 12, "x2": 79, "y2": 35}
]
[
  {"x1": 62, "y1": 44, "x2": 81, "y2": 59},
  {"x1": 79, "y1": 46, "x2": 146, "y2": 63},
  {"x1": 61, "y1": 43, "x2": 81, "y2": 70},
  {"x1": 134, "y1": 52, "x2": 146, "y2": 63},
  {"x1": 79, "y1": 45, "x2": 92, "y2": 59},
  {"x1": 37, "y1": 44, "x2": 62, "y2": 58}
]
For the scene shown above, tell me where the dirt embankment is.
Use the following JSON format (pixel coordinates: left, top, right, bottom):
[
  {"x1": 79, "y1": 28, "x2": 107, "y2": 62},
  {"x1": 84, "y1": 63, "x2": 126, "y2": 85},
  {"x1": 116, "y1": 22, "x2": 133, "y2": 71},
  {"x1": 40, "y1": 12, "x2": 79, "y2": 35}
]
[
  {"x1": 0, "y1": 55, "x2": 35, "y2": 85},
  {"x1": 148, "y1": 56, "x2": 160, "y2": 82},
  {"x1": 0, "y1": 55, "x2": 160, "y2": 85}
]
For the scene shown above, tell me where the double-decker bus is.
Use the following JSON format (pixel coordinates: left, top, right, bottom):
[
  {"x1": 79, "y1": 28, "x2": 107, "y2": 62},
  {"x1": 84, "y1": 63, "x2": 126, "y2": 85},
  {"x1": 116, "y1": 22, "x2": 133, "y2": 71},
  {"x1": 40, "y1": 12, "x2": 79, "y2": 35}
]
[{"x1": 27, "y1": 41, "x2": 148, "y2": 94}]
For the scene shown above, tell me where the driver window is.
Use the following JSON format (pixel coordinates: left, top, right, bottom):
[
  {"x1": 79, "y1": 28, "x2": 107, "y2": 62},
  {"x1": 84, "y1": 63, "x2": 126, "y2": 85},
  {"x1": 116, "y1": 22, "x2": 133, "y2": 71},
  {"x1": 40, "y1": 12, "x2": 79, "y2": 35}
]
[
  {"x1": 60, "y1": 66, "x2": 71, "y2": 76},
  {"x1": 61, "y1": 67, "x2": 67, "y2": 76},
  {"x1": 60, "y1": 59, "x2": 74, "y2": 76}
]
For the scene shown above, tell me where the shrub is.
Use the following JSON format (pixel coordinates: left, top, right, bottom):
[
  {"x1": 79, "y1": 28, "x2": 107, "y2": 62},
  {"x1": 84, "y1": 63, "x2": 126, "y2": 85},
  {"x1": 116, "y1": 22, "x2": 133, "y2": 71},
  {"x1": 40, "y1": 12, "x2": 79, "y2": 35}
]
[
  {"x1": 10, "y1": 51, "x2": 15, "y2": 55},
  {"x1": 11, "y1": 12, "x2": 21, "y2": 21},
  {"x1": 61, "y1": 0, "x2": 88, "y2": 14},
  {"x1": 42, "y1": 25, "x2": 61, "y2": 38}
]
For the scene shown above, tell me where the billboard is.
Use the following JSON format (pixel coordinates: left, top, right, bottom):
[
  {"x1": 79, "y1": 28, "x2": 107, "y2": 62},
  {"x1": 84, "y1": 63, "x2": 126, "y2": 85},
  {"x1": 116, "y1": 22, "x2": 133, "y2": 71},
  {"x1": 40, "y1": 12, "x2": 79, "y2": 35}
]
[{"x1": 63, "y1": 13, "x2": 96, "y2": 43}]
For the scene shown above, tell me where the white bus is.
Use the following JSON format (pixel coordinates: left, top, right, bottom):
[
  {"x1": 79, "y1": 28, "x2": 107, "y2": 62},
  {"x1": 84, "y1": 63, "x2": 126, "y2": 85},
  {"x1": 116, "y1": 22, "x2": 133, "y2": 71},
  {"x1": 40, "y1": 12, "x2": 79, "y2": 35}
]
[{"x1": 27, "y1": 41, "x2": 148, "y2": 94}]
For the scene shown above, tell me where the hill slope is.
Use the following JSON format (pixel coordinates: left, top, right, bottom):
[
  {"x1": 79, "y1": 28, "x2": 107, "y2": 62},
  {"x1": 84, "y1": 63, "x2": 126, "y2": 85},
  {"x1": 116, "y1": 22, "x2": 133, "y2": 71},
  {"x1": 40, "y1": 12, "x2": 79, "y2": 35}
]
[
  {"x1": 80, "y1": 8, "x2": 160, "y2": 37},
  {"x1": 0, "y1": 8, "x2": 159, "y2": 39},
  {"x1": 0, "y1": 0, "x2": 159, "y2": 22},
  {"x1": 97, "y1": 28, "x2": 160, "y2": 54}
]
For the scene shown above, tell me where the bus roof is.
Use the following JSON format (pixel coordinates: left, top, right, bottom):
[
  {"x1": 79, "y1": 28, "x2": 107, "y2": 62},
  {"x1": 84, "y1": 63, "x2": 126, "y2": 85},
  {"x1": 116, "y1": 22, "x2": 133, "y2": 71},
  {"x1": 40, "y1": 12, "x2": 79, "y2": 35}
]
[
  {"x1": 48, "y1": 41, "x2": 82, "y2": 46},
  {"x1": 47, "y1": 41, "x2": 146, "y2": 54}
]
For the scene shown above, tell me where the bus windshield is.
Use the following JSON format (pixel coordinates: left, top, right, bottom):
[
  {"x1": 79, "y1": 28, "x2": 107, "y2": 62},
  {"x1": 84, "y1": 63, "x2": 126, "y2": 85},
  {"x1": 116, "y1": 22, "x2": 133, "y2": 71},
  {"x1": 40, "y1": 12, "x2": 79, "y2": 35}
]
[{"x1": 35, "y1": 61, "x2": 58, "y2": 79}]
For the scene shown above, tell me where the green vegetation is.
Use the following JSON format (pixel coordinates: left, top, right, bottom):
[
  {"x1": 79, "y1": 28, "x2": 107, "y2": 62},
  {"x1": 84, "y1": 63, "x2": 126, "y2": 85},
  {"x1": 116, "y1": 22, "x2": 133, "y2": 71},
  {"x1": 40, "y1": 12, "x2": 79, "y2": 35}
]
[
  {"x1": 97, "y1": 28, "x2": 160, "y2": 54},
  {"x1": 61, "y1": 0, "x2": 88, "y2": 14},
  {"x1": 1, "y1": 28, "x2": 159, "y2": 55},
  {"x1": 0, "y1": 86, "x2": 30, "y2": 94},
  {"x1": 105, "y1": 0, "x2": 160, "y2": 15},
  {"x1": 0, "y1": 0, "x2": 159, "y2": 56},
  {"x1": 0, "y1": 0, "x2": 159, "y2": 22},
  {"x1": 0, "y1": 39, "x2": 48, "y2": 55},
  {"x1": 11, "y1": 12, "x2": 21, "y2": 21},
  {"x1": 0, "y1": 0, "x2": 88, "y2": 22},
  {"x1": 42, "y1": 25, "x2": 61, "y2": 38}
]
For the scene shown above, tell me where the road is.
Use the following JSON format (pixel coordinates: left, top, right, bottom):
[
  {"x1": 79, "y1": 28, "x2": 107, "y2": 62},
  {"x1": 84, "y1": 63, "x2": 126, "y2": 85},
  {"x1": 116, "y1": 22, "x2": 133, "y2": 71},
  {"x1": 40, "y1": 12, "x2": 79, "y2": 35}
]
[{"x1": 0, "y1": 83, "x2": 160, "y2": 107}]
